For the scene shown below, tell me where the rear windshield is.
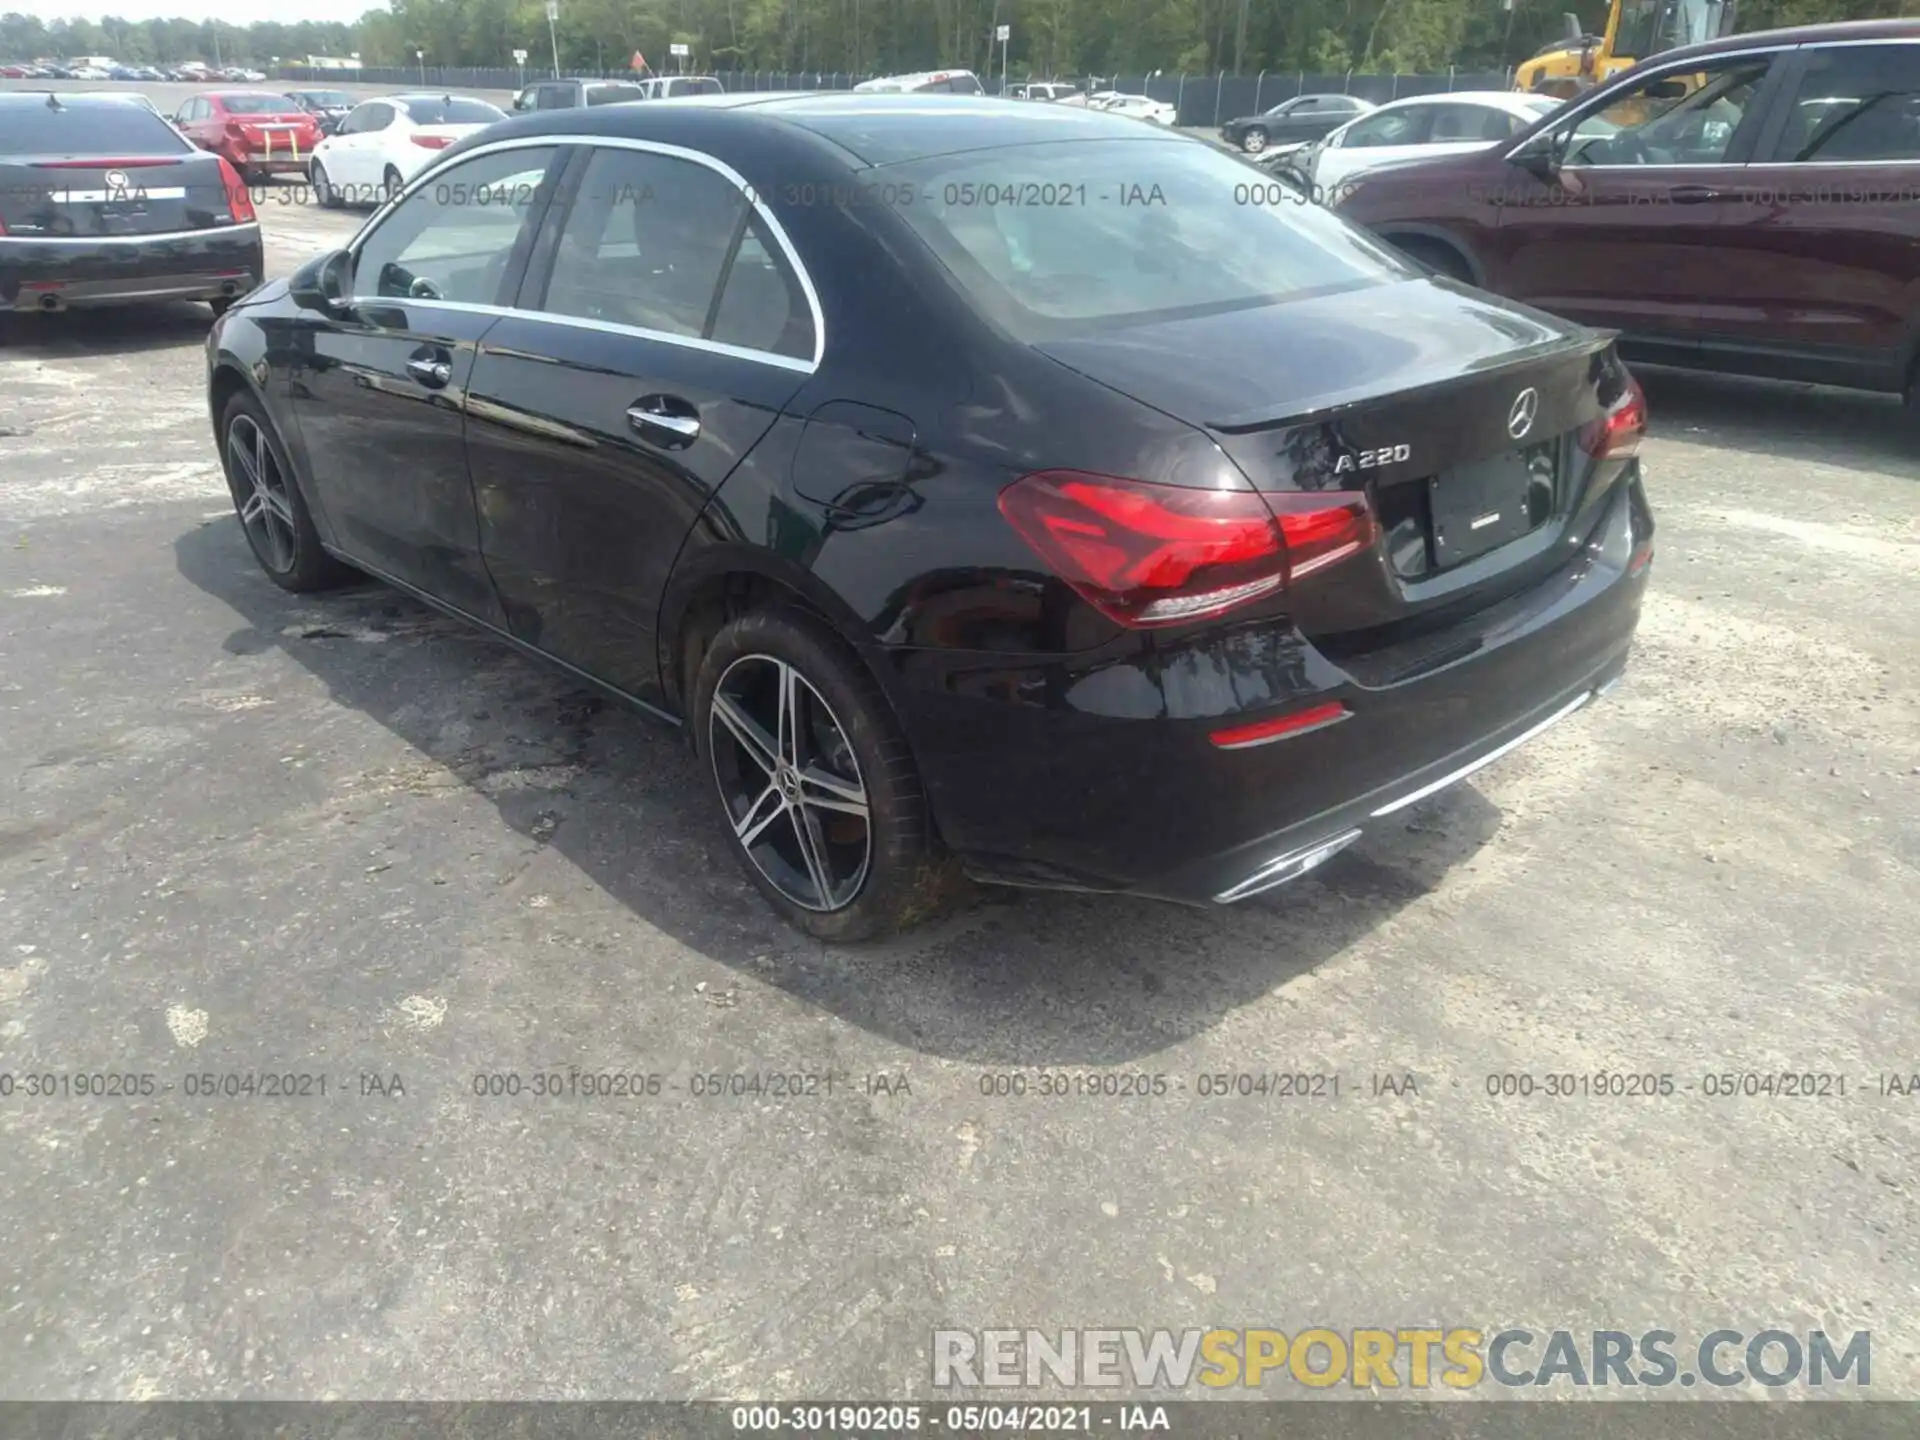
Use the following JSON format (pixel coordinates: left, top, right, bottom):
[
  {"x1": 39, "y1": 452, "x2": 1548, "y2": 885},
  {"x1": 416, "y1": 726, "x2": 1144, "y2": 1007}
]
[
  {"x1": 884, "y1": 138, "x2": 1403, "y2": 337},
  {"x1": 221, "y1": 94, "x2": 300, "y2": 114},
  {"x1": 1, "y1": 101, "x2": 190, "y2": 156},
  {"x1": 672, "y1": 78, "x2": 723, "y2": 96},
  {"x1": 586, "y1": 84, "x2": 647, "y2": 105},
  {"x1": 399, "y1": 97, "x2": 506, "y2": 125},
  {"x1": 294, "y1": 90, "x2": 352, "y2": 106}
]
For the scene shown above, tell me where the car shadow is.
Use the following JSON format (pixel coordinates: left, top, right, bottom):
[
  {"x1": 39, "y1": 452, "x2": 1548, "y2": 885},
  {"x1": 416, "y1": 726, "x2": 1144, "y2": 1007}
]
[
  {"x1": 172, "y1": 520, "x2": 1502, "y2": 1066},
  {"x1": 0, "y1": 301, "x2": 218, "y2": 359},
  {"x1": 1636, "y1": 365, "x2": 1920, "y2": 477}
]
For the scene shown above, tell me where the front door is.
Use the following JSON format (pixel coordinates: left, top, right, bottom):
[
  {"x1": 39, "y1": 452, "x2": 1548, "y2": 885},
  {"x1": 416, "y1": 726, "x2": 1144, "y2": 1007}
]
[
  {"x1": 1494, "y1": 52, "x2": 1784, "y2": 343},
  {"x1": 285, "y1": 144, "x2": 567, "y2": 621},
  {"x1": 466, "y1": 142, "x2": 819, "y2": 703}
]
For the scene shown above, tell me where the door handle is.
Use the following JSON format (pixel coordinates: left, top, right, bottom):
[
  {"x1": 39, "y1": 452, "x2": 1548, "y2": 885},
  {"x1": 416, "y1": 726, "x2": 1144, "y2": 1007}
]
[
  {"x1": 1667, "y1": 185, "x2": 1721, "y2": 204},
  {"x1": 626, "y1": 396, "x2": 701, "y2": 447},
  {"x1": 406, "y1": 354, "x2": 453, "y2": 387}
]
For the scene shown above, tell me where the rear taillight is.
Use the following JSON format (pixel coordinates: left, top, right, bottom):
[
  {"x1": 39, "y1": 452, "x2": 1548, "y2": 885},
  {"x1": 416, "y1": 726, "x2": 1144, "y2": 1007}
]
[
  {"x1": 996, "y1": 470, "x2": 1375, "y2": 629},
  {"x1": 1580, "y1": 374, "x2": 1647, "y2": 460},
  {"x1": 410, "y1": 134, "x2": 451, "y2": 149},
  {"x1": 216, "y1": 156, "x2": 255, "y2": 222}
]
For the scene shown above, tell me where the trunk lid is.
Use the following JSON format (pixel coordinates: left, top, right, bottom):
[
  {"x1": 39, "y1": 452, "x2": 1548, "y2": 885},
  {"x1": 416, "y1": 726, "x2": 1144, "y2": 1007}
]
[
  {"x1": 1035, "y1": 277, "x2": 1628, "y2": 647},
  {"x1": 0, "y1": 151, "x2": 242, "y2": 236},
  {"x1": 224, "y1": 111, "x2": 321, "y2": 159}
]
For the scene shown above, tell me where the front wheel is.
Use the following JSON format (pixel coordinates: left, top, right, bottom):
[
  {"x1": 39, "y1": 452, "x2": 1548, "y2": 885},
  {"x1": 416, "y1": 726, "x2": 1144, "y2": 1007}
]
[
  {"x1": 692, "y1": 606, "x2": 959, "y2": 942},
  {"x1": 218, "y1": 390, "x2": 352, "y2": 593},
  {"x1": 311, "y1": 160, "x2": 341, "y2": 209}
]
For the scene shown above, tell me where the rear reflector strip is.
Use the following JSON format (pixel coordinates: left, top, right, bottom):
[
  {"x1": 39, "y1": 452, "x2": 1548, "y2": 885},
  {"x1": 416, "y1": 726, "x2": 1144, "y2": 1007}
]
[
  {"x1": 1370, "y1": 689, "x2": 1592, "y2": 818},
  {"x1": 1210, "y1": 701, "x2": 1351, "y2": 750}
]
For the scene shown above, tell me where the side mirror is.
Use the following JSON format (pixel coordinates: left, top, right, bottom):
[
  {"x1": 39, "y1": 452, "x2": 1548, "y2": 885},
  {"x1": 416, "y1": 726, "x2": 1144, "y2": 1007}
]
[
  {"x1": 290, "y1": 248, "x2": 353, "y2": 315},
  {"x1": 1509, "y1": 127, "x2": 1562, "y2": 180}
]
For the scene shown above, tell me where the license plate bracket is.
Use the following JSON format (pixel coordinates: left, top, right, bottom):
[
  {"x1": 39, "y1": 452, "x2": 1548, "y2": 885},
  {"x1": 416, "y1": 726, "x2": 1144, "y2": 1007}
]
[{"x1": 1428, "y1": 446, "x2": 1556, "y2": 569}]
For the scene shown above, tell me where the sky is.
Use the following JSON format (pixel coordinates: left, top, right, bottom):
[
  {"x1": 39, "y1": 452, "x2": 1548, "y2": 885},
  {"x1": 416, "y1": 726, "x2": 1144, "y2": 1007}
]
[{"x1": 15, "y1": 0, "x2": 371, "y2": 24}]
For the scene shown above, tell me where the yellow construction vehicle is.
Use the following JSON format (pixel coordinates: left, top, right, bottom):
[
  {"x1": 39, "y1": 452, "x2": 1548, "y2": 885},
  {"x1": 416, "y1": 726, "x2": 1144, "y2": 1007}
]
[{"x1": 1514, "y1": 0, "x2": 1738, "y2": 99}]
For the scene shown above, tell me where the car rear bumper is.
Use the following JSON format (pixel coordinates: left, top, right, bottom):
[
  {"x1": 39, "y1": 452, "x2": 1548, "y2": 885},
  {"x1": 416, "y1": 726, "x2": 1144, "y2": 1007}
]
[
  {"x1": 894, "y1": 471, "x2": 1652, "y2": 905},
  {"x1": 0, "y1": 224, "x2": 264, "y2": 310}
]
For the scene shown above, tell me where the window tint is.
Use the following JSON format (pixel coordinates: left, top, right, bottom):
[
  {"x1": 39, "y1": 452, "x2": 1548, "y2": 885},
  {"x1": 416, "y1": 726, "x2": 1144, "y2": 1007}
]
[
  {"x1": 398, "y1": 97, "x2": 506, "y2": 125},
  {"x1": 344, "y1": 102, "x2": 392, "y2": 133},
  {"x1": 2, "y1": 101, "x2": 189, "y2": 155},
  {"x1": 536, "y1": 84, "x2": 574, "y2": 109},
  {"x1": 673, "y1": 77, "x2": 724, "y2": 96},
  {"x1": 886, "y1": 137, "x2": 1403, "y2": 338},
  {"x1": 221, "y1": 94, "x2": 298, "y2": 115},
  {"x1": 1566, "y1": 57, "x2": 1771, "y2": 166},
  {"x1": 709, "y1": 219, "x2": 815, "y2": 360},
  {"x1": 539, "y1": 148, "x2": 746, "y2": 339},
  {"x1": 352, "y1": 148, "x2": 558, "y2": 304},
  {"x1": 1771, "y1": 46, "x2": 1920, "y2": 163},
  {"x1": 1342, "y1": 106, "x2": 1429, "y2": 148}
]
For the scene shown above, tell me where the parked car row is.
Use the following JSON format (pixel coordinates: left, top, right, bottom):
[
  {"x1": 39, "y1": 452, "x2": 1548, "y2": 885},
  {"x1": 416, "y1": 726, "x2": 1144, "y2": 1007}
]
[
  {"x1": 509, "y1": 75, "x2": 727, "y2": 111},
  {"x1": 0, "y1": 62, "x2": 266, "y2": 81}
]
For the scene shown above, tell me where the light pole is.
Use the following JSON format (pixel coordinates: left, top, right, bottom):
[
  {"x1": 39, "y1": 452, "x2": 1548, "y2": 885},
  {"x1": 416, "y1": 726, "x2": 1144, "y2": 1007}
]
[
  {"x1": 415, "y1": 47, "x2": 425, "y2": 84},
  {"x1": 546, "y1": 0, "x2": 561, "y2": 78}
]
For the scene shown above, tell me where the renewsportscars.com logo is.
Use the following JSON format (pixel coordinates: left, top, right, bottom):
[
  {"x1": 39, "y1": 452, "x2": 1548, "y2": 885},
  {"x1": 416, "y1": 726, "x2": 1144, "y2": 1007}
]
[{"x1": 931, "y1": 1328, "x2": 1871, "y2": 1392}]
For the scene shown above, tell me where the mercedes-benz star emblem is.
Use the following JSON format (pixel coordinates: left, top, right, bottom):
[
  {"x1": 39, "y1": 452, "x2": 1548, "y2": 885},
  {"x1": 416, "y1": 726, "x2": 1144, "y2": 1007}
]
[
  {"x1": 104, "y1": 169, "x2": 130, "y2": 191},
  {"x1": 1507, "y1": 387, "x2": 1540, "y2": 440}
]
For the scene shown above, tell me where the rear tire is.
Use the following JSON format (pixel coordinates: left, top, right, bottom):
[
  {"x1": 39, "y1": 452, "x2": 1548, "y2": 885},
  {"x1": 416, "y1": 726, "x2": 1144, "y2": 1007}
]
[
  {"x1": 217, "y1": 389, "x2": 352, "y2": 594},
  {"x1": 382, "y1": 165, "x2": 404, "y2": 204},
  {"x1": 692, "y1": 606, "x2": 960, "y2": 943}
]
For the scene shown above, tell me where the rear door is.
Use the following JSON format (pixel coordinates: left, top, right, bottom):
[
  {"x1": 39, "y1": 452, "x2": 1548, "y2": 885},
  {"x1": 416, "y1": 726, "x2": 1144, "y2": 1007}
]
[
  {"x1": 286, "y1": 144, "x2": 566, "y2": 619},
  {"x1": 1712, "y1": 40, "x2": 1920, "y2": 384},
  {"x1": 465, "y1": 141, "x2": 818, "y2": 703},
  {"x1": 1494, "y1": 50, "x2": 1786, "y2": 343}
]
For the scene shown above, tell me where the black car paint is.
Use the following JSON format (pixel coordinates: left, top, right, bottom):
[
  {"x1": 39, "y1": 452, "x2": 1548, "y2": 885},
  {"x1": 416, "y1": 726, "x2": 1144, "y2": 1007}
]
[
  {"x1": 1220, "y1": 96, "x2": 1364, "y2": 152},
  {"x1": 210, "y1": 96, "x2": 1649, "y2": 905}
]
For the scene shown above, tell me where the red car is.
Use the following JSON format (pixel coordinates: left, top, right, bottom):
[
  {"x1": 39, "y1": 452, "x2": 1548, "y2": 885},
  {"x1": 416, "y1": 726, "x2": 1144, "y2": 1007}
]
[
  {"x1": 172, "y1": 90, "x2": 322, "y2": 183},
  {"x1": 1329, "y1": 18, "x2": 1920, "y2": 412}
]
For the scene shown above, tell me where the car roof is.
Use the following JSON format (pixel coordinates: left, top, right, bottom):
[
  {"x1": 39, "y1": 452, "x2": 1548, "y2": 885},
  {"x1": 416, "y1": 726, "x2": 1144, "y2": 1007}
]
[
  {"x1": 1655, "y1": 14, "x2": 1920, "y2": 64},
  {"x1": 385, "y1": 92, "x2": 501, "y2": 106},
  {"x1": 1369, "y1": 90, "x2": 1543, "y2": 114},
  {"x1": 458, "y1": 92, "x2": 1190, "y2": 167}
]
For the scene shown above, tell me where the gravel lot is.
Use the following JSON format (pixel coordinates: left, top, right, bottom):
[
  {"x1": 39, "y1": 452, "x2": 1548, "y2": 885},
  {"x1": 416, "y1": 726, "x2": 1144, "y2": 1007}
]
[{"x1": 2, "y1": 81, "x2": 1918, "y2": 1403}]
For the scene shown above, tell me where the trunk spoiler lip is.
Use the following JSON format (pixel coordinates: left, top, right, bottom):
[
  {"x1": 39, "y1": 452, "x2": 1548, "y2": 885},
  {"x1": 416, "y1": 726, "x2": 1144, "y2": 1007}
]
[{"x1": 1201, "y1": 329, "x2": 1619, "y2": 435}]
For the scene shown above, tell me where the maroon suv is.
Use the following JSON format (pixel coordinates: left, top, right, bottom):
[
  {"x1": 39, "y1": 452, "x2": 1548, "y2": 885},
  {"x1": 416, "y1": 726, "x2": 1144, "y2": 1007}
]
[{"x1": 1331, "y1": 19, "x2": 1920, "y2": 409}]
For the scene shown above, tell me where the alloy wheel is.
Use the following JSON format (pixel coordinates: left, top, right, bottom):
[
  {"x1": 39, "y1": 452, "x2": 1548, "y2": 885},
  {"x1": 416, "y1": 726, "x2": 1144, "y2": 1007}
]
[
  {"x1": 226, "y1": 414, "x2": 298, "y2": 573},
  {"x1": 708, "y1": 653, "x2": 872, "y2": 913}
]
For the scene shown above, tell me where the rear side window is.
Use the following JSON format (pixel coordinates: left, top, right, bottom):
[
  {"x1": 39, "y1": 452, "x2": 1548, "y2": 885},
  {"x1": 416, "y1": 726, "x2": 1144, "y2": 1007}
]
[
  {"x1": 1, "y1": 102, "x2": 189, "y2": 155},
  {"x1": 1340, "y1": 106, "x2": 1430, "y2": 148},
  {"x1": 709, "y1": 219, "x2": 815, "y2": 361},
  {"x1": 1770, "y1": 45, "x2": 1920, "y2": 162},
  {"x1": 886, "y1": 136, "x2": 1403, "y2": 337},
  {"x1": 539, "y1": 148, "x2": 747, "y2": 339}
]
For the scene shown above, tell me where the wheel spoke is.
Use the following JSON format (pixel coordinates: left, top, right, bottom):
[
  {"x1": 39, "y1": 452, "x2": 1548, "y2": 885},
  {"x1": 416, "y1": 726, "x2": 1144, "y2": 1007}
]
[
  {"x1": 228, "y1": 426, "x2": 259, "y2": 489},
  {"x1": 239, "y1": 489, "x2": 266, "y2": 524},
  {"x1": 778, "y1": 660, "x2": 803, "y2": 769},
  {"x1": 261, "y1": 484, "x2": 295, "y2": 527},
  {"x1": 788, "y1": 803, "x2": 836, "y2": 906},
  {"x1": 254, "y1": 423, "x2": 269, "y2": 487},
  {"x1": 711, "y1": 692, "x2": 778, "y2": 776},
  {"x1": 798, "y1": 764, "x2": 868, "y2": 820},
  {"x1": 733, "y1": 783, "x2": 787, "y2": 846}
]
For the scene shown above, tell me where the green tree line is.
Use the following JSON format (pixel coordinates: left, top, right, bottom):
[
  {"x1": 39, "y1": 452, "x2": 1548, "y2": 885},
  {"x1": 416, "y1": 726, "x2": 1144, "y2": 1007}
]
[{"x1": 3, "y1": 0, "x2": 1911, "y2": 78}]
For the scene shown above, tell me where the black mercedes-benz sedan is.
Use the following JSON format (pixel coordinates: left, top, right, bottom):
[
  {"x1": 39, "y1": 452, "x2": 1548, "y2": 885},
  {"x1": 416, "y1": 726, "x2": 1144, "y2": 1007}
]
[
  {"x1": 205, "y1": 94, "x2": 1653, "y2": 940},
  {"x1": 1, "y1": 91, "x2": 264, "y2": 315}
]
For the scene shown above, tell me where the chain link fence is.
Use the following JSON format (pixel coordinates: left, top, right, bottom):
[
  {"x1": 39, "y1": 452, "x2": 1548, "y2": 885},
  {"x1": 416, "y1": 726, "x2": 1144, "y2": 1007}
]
[{"x1": 272, "y1": 65, "x2": 1517, "y2": 127}]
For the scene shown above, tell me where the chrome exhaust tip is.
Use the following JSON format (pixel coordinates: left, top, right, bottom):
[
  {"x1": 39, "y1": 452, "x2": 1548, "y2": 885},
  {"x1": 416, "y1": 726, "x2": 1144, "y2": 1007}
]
[
  {"x1": 1215, "y1": 828, "x2": 1363, "y2": 904},
  {"x1": 37, "y1": 292, "x2": 65, "y2": 312}
]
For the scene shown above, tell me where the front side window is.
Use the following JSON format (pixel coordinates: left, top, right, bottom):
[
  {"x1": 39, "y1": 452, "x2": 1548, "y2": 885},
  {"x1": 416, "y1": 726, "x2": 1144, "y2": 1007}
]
[
  {"x1": 885, "y1": 136, "x2": 1405, "y2": 337},
  {"x1": 1341, "y1": 106, "x2": 1430, "y2": 148},
  {"x1": 1768, "y1": 45, "x2": 1920, "y2": 163},
  {"x1": 537, "y1": 148, "x2": 746, "y2": 338},
  {"x1": 352, "y1": 147, "x2": 560, "y2": 305},
  {"x1": 1564, "y1": 56, "x2": 1773, "y2": 165}
]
